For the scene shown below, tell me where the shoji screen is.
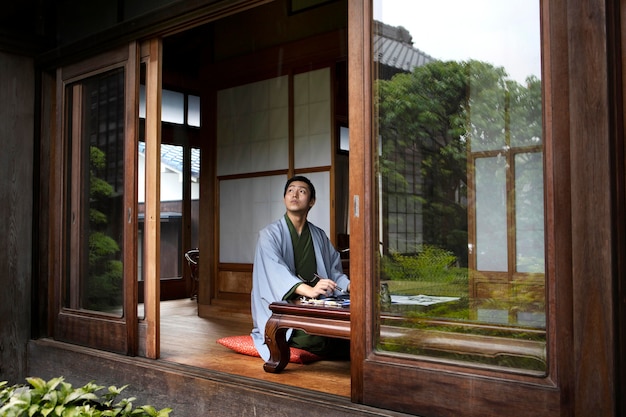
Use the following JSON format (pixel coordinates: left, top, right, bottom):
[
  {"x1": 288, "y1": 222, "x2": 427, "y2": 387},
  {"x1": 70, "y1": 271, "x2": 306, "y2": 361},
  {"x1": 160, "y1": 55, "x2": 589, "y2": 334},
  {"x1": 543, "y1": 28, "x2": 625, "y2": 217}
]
[{"x1": 217, "y1": 68, "x2": 332, "y2": 264}]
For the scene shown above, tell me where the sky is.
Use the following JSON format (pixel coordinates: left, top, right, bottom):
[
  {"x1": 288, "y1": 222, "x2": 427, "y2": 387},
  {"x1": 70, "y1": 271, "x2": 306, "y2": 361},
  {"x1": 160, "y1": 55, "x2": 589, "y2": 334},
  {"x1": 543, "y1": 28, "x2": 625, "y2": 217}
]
[{"x1": 374, "y1": 0, "x2": 541, "y2": 83}]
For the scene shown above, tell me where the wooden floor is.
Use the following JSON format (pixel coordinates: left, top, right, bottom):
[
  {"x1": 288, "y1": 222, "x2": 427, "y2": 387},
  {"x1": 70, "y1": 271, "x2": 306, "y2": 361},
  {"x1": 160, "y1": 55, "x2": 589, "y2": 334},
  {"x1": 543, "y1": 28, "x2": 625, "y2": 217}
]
[{"x1": 159, "y1": 298, "x2": 351, "y2": 397}]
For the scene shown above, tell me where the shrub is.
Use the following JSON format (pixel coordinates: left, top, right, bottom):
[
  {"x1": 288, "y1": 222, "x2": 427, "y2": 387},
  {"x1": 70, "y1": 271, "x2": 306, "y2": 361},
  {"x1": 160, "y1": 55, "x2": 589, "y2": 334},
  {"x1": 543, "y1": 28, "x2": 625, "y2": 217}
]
[
  {"x1": 381, "y1": 245, "x2": 463, "y2": 282},
  {"x1": 0, "y1": 377, "x2": 172, "y2": 417}
]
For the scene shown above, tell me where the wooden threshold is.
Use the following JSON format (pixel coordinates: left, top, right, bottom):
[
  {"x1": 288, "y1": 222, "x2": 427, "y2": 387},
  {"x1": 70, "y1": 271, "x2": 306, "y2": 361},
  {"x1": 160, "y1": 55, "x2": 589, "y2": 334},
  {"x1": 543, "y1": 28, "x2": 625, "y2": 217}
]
[{"x1": 159, "y1": 298, "x2": 351, "y2": 397}]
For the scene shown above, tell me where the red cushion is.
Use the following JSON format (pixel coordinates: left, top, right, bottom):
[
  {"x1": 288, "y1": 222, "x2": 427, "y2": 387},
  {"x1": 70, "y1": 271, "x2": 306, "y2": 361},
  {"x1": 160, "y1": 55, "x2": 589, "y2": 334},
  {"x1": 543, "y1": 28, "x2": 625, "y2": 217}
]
[{"x1": 216, "y1": 335, "x2": 322, "y2": 364}]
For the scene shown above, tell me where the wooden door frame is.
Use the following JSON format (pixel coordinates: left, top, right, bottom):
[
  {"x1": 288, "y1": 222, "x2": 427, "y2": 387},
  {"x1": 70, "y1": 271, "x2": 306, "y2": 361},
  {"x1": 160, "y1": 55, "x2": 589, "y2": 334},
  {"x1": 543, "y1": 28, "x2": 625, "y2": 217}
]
[
  {"x1": 610, "y1": 0, "x2": 626, "y2": 414},
  {"x1": 51, "y1": 42, "x2": 140, "y2": 355},
  {"x1": 140, "y1": 38, "x2": 163, "y2": 359},
  {"x1": 348, "y1": 0, "x2": 618, "y2": 415}
]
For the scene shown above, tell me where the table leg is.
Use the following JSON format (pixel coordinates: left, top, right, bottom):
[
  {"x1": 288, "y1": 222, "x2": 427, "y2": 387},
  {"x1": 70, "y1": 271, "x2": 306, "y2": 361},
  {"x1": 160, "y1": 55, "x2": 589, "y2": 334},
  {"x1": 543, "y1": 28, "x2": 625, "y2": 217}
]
[{"x1": 263, "y1": 317, "x2": 290, "y2": 373}]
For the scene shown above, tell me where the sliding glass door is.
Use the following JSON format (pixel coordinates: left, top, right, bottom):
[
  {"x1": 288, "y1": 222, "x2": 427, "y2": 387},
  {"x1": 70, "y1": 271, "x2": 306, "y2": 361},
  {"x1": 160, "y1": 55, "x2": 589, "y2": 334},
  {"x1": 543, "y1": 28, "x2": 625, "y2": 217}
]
[{"x1": 53, "y1": 43, "x2": 140, "y2": 354}]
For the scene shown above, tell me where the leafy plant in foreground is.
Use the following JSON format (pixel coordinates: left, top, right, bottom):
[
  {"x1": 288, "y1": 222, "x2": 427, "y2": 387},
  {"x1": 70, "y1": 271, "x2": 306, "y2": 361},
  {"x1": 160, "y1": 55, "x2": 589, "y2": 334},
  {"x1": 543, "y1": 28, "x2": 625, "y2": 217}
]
[{"x1": 0, "y1": 377, "x2": 172, "y2": 417}]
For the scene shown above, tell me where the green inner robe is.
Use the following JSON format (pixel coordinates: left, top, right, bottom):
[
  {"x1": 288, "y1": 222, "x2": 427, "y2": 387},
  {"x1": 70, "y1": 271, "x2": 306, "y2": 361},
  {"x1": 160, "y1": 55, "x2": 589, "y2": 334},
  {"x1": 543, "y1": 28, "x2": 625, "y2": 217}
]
[{"x1": 282, "y1": 214, "x2": 350, "y2": 359}]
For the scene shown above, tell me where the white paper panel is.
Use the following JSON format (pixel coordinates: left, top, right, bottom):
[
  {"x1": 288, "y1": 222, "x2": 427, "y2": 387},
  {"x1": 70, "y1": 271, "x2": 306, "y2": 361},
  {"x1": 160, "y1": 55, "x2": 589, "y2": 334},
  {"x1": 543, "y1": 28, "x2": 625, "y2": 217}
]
[
  {"x1": 217, "y1": 76, "x2": 289, "y2": 175},
  {"x1": 303, "y1": 171, "x2": 331, "y2": 239},
  {"x1": 219, "y1": 175, "x2": 287, "y2": 263},
  {"x1": 294, "y1": 68, "x2": 331, "y2": 168},
  {"x1": 219, "y1": 172, "x2": 331, "y2": 263}
]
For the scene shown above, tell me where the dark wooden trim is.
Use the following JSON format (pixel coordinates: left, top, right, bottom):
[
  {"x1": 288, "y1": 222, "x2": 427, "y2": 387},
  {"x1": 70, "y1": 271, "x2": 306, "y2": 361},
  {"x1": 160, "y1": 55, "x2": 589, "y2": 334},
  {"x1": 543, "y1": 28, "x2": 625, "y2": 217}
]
[
  {"x1": 206, "y1": 29, "x2": 347, "y2": 91},
  {"x1": 56, "y1": 311, "x2": 128, "y2": 354},
  {"x1": 123, "y1": 41, "x2": 140, "y2": 356},
  {"x1": 36, "y1": 0, "x2": 275, "y2": 70},
  {"x1": 610, "y1": 0, "x2": 626, "y2": 415},
  {"x1": 568, "y1": 0, "x2": 616, "y2": 414},
  {"x1": 198, "y1": 67, "x2": 216, "y2": 308},
  {"x1": 217, "y1": 170, "x2": 289, "y2": 182},
  {"x1": 347, "y1": 0, "x2": 368, "y2": 403},
  {"x1": 37, "y1": 70, "x2": 55, "y2": 340},
  {"x1": 288, "y1": 0, "x2": 337, "y2": 15},
  {"x1": 542, "y1": 0, "x2": 573, "y2": 413},
  {"x1": 0, "y1": 52, "x2": 36, "y2": 381},
  {"x1": 218, "y1": 262, "x2": 253, "y2": 271},
  {"x1": 59, "y1": 47, "x2": 129, "y2": 82}
]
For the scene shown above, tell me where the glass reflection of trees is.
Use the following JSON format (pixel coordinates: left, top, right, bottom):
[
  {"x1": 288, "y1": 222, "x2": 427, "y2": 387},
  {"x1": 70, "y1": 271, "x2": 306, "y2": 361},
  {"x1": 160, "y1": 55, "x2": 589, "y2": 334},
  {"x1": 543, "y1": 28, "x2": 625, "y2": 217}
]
[
  {"x1": 376, "y1": 59, "x2": 546, "y2": 371},
  {"x1": 84, "y1": 146, "x2": 123, "y2": 312},
  {"x1": 75, "y1": 68, "x2": 125, "y2": 314}
]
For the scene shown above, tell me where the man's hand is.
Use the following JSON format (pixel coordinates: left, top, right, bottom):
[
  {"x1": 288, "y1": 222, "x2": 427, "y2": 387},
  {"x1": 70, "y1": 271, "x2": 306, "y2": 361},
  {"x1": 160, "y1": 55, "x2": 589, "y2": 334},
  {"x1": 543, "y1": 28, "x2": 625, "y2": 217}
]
[{"x1": 295, "y1": 278, "x2": 337, "y2": 299}]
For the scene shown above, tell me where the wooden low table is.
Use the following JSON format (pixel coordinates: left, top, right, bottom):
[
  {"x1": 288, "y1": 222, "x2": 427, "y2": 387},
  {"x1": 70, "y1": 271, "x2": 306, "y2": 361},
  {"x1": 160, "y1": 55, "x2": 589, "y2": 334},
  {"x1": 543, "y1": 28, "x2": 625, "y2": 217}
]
[{"x1": 263, "y1": 300, "x2": 350, "y2": 373}]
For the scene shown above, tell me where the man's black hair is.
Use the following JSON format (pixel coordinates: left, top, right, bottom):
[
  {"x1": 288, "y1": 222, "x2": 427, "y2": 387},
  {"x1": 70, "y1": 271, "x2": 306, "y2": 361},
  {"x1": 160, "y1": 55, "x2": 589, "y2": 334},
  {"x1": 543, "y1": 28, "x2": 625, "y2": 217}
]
[{"x1": 284, "y1": 175, "x2": 316, "y2": 201}]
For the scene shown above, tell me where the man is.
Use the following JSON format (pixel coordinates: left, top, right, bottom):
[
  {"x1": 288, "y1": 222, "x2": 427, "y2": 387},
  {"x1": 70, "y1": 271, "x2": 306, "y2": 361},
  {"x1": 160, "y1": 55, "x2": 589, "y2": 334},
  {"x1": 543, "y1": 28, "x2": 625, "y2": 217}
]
[{"x1": 250, "y1": 176, "x2": 351, "y2": 361}]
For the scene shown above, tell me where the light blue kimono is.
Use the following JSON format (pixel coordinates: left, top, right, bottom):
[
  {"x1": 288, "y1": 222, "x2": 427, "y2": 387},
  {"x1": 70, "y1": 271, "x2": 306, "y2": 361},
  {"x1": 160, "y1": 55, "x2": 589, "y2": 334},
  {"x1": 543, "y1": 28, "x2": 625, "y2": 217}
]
[{"x1": 250, "y1": 216, "x2": 350, "y2": 361}]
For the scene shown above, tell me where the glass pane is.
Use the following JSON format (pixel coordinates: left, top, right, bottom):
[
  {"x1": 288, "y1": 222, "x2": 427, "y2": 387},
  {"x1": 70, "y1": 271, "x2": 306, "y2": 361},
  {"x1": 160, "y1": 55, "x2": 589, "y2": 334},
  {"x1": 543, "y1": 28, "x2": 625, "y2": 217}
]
[
  {"x1": 374, "y1": 0, "x2": 546, "y2": 372},
  {"x1": 162, "y1": 89, "x2": 185, "y2": 124},
  {"x1": 515, "y1": 152, "x2": 545, "y2": 273},
  {"x1": 65, "y1": 67, "x2": 125, "y2": 315},
  {"x1": 138, "y1": 63, "x2": 146, "y2": 320},
  {"x1": 188, "y1": 95, "x2": 201, "y2": 127},
  {"x1": 159, "y1": 144, "x2": 183, "y2": 280},
  {"x1": 339, "y1": 125, "x2": 349, "y2": 152},
  {"x1": 139, "y1": 86, "x2": 200, "y2": 126},
  {"x1": 137, "y1": 142, "x2": 184, "y2": 281},
  {"x1": 138, "y1": 140, "x2": 145, "y2": 285},
  {"x1": 189, "y1": 147, "x2": 201, "y2": 300},
  {"x1": 139, "y1": 85, "x2": 146, "y2": 119},
  {"x1": 475, "y1": 157, "x2": 507, "y2": 271},
  {"x1": 191, "y1": 147, "x2": 201, "y2": 248}
]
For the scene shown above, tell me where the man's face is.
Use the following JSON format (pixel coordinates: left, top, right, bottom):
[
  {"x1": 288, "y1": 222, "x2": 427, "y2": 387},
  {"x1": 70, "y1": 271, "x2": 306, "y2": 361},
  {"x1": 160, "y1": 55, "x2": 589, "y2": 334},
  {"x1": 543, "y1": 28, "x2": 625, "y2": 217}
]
[{"x1": 284, "y1": 181, "x2": 315, "y2": 213}]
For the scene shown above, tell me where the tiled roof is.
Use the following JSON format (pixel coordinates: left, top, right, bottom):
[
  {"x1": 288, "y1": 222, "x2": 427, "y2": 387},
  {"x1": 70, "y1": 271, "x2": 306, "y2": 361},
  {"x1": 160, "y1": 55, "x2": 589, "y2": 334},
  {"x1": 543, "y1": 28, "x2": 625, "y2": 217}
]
[
  {"x1": 374, "y1": 21, "x2": 434, "y2": 72},
  {"x1": 138, "y1": 142, "x2": 200, "y2": 180}
]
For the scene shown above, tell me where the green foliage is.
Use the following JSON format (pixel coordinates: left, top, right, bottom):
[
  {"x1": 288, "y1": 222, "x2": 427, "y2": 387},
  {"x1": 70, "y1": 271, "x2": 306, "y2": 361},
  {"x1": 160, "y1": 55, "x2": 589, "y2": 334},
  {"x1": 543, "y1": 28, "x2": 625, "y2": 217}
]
[
  {"x1": 377, "y1": 59, "x2": 542, "y2": 266},
  {"x1": 377, "y1": 60, "x2": 471, "y2": 263},
  {"x1": 84, "y1": 146, "x2": 123, "y2": 311},
  {"x1": 382, "y1": 245, "x2": 465, "y2": 283},
  {"x1": 377, "y1": 338, "x2": 546, "y2": 371},
  {"x1": 0, "y1": 377, "x2": 172, "y2": 417},
  {"x1": 407, "y1": 296, "x2": 470, "y2": 320}
]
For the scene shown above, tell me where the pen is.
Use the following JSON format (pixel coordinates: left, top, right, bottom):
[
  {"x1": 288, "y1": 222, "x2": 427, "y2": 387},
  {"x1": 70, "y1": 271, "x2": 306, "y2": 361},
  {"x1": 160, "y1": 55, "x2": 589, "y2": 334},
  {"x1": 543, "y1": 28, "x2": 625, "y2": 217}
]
[
  {"x1": 313, "y1": 273, "x2": 343, "y2": 293},
  {"x1": 299, "y1": 274, "x2": 344, "y2": 293}
]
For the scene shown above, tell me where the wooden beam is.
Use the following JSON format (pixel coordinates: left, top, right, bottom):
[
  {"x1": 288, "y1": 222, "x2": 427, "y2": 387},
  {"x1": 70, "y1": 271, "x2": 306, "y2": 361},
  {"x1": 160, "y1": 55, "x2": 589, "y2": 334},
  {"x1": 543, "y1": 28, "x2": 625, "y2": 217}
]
[
  {"x1": 124, "y1": 41, "x2": 140, "y2": 355},
  {"x1": 347, "y1": 0, "x2": 368, "y2": 403},
  {"x1": 144, "y1": 37, "x2": 162, "y2": 359},
  {"x1": 69, "y1": 84, "x2": 83, "y2": 310}
]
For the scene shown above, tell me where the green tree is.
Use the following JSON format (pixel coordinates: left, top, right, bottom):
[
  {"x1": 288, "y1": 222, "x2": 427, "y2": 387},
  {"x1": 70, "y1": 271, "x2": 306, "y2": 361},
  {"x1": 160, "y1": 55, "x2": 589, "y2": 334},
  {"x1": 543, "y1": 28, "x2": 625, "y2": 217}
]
[
  {"x1": 84, "y1": 146, "x2": 123, "y2": 311},
  {"x1": 377, "y1": 59, "x2": 541, "y2": 266}
]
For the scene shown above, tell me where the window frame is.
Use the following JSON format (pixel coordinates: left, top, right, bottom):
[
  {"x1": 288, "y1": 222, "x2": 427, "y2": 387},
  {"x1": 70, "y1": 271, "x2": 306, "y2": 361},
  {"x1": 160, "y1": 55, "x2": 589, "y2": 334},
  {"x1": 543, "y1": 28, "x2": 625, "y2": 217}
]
[
  {"x1": 51, "y1": 43, "x2": 140, "y2": 355},
  {"x1": 347, "y1": 0, "x2": 566, "y2": 414}
]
